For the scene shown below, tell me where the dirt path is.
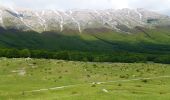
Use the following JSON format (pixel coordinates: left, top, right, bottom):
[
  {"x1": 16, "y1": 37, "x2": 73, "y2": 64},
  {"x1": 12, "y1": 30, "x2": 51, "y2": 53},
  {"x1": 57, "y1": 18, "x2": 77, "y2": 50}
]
[
  {"x1": 25, "y1": 75, "x2": 170, "y2": 93},
  {"x1": 96, "y1": 75, "x2": 170, "y2": 84}
]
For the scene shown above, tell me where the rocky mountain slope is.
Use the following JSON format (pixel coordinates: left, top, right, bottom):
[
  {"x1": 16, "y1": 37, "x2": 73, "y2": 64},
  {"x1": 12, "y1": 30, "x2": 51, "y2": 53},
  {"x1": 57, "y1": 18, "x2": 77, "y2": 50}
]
[{"x1": 0, "y1": 6, "x2": 170, "y2": 33}]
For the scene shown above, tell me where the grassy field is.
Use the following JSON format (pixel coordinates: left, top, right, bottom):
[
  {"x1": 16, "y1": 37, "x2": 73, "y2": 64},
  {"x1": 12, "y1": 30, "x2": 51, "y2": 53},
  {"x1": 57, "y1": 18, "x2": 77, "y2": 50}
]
[{"x1": 0, "y1": 58, "x2": 170, "y2": 100}]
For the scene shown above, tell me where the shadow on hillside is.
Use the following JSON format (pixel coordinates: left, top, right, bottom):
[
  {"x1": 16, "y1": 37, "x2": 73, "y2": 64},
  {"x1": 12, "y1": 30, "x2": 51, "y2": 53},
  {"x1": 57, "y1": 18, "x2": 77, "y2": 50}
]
[{"x1": 0, "y1": 27, "x2": 170, "y2": 54}]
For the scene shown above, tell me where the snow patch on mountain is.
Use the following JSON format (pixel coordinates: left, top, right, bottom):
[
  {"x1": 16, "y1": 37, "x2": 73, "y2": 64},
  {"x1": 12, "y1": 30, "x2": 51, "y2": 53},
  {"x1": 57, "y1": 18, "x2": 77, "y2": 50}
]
[
  {"x1": 136, "y1": 9, "x2": 143, "y2": 20},
  {"x1": 69, "y1": 10, "x2": 82, "y2": 33},
  {"x1": 53, "y1": 10, "x2": 64, "y2": 32},
  {"x1": 0, "y1": 10, "x2": 5, "y2": 28},
  {"x1": 35, "y1": 11, "x2": 47, "y2": 31}
]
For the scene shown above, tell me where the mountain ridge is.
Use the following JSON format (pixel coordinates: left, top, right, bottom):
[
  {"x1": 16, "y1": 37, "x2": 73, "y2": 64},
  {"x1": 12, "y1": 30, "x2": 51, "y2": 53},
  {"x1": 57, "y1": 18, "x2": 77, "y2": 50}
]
[{"x1": 0, "y1": 6, "x2": 170, "y2": 33}]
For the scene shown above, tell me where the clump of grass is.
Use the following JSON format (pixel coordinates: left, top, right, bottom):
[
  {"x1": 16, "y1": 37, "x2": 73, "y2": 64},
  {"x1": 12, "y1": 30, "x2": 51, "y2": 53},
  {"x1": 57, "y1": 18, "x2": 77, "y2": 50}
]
[
  {"x1": 91, "y1": 84, "x2": 96, "y2": 87},
  {"x1": 58, "y1": 76, "x2": 62, "y2": 79},
  {"x1": 44, "y1": 68, "x2": 48, "y2": 71},
  {"x1": 54, "y1": 80, "x2": 57, "y2": 82},
  {"x1": 141, "y1": 79, "x2": 148, "y2": 83},
  {"x1": 146, "y1": 68, "x2": 151, "y2": 72},
  {"x1": 93, "y1": 64, "x2": 98, "y2": 68},
  {"x1": 32, "y1": 62, "x2": 37, "y2": 65},
  {"x1": 22, "y1": 91, "x2": 25, "y2": 96},
  {"x1": 71, "y1": 91, "x2": 78, "y2": 94},
  {"x1": 89, "y1": 71, "x2": 93, "y2": 74},
  {"x1": 6, "y1": 63, "x2": 9, "y2": 66},
  {"x1": 119, "y1": 74, "x2": 129, "y2": 79},
  {"x1": 136, "y1": 69, "x2": 140, "y2": 72},
  {"x1": 159, "y1": 91, "x2": 166, "y2": 95},
  {"x1": 58, "y1": 71, "x2": 61, "y2": 73},
  {"x1": 65, "y1": 70, "x2": 68, "y2": 72},
  {"x1": 104, "y1": 73, "x2": 107, "y2": 76},
  {"x1": 118, "y1": 83, "x2": 122, "y2": 87},
  {"x1": 87, "y1": 74, "x2": 91, "y2": 78},
  {"x1": 131, "y1": 91, "x2": 138, "y2": 94},
  {"x1": 135, "y1": 85, "x2": 142, "y2": 87}
]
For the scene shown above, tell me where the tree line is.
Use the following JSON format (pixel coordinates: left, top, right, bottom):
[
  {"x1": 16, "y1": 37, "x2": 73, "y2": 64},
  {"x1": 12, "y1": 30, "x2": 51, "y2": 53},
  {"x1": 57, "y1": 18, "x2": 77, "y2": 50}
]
[{"x1": 0, "y1": 48, "x2": 169, "y2": 64}]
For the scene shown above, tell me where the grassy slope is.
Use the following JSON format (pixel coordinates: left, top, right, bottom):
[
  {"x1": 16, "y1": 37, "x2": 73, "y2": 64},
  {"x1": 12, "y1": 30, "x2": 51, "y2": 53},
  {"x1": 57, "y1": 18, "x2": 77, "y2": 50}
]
[
  {"x1": 0, "y1": 30, "x2": 114, "y2": 51},
  {"x1": 0, "y1": 27, "x2": 170, "y2": 53},
  {"x1": 84, "y1": 27, "x2": 170, "y2": 53},
  {"x1": 0, "y1": 58, "x2": 170, "y2": 100}
]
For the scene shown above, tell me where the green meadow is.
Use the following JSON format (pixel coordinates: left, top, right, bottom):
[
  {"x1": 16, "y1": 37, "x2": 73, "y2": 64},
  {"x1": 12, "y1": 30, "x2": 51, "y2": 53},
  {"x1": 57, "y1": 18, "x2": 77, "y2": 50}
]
[{"x1": 0, "y1": 58, "x2": 170, "y2": 100}]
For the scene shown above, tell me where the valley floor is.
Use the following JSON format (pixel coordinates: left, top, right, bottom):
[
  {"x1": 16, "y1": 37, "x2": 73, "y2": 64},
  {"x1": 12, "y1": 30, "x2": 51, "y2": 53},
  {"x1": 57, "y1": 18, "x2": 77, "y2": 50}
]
[{"x1": 0, "y1": 58, "x2": 170, "y2": 100}]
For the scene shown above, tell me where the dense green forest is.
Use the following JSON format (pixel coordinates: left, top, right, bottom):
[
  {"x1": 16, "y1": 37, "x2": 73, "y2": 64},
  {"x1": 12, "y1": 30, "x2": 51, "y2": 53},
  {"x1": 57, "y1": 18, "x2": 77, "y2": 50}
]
[{"x1": 0, "y1": 48, "x2": 169, "y2": 64}]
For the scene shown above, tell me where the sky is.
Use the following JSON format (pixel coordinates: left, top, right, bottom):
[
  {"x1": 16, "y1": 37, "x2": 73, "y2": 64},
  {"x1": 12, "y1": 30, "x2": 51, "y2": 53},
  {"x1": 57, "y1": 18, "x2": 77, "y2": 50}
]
[{"x1": 0, "y1": 0, "x2": 170, "y2": 15}]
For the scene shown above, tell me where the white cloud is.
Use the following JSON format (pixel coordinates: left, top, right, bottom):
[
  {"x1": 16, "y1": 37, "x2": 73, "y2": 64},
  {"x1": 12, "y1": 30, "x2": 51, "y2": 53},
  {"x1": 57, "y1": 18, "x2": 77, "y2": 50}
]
[
  {"x1": 109, "y1": 0, "x2": 129, "y2": 9},
  {"x1": 129, "y1": 0, "x2": 170, "y2": 10},
  {"x1": 0, "y1": 0, "x2": 170, "y2": 15},
  {"x1": 128, "y1": 0, "x2": 170, "y2": 15}
]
